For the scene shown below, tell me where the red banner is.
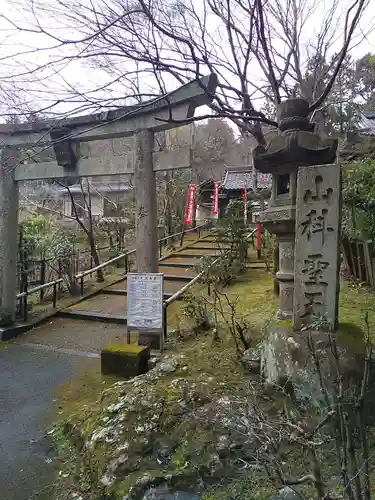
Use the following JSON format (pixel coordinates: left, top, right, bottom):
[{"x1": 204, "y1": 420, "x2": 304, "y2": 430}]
[
  {"x1": 243, "y1": 183, "x2": 247, "y2": 201},
  {"x1": 212, "y1": 182, "x2": 220, "y2": 216},
  {"x1": 184, "y1": 184, "x2": 197, "y2": 225}
]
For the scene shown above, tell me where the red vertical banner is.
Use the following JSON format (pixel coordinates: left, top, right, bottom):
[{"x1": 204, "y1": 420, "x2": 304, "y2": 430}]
[
  {"x1": 184, "y1": 184, "x2": 197, "y2": 225},
  {"x1": 243, "y1": 183, "x2": 247, "y2": 201},
  {"x1": 212, "y1": 182, "x2": 220, "y2": 216}
]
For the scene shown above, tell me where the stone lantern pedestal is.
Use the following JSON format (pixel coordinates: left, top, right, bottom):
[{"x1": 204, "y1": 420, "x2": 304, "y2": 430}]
[{"x1": 257, "y1": 172, "x2": 296, "y2": 320}]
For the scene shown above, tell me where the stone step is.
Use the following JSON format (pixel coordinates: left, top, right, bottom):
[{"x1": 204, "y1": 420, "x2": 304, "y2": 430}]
[
  {"x1": 171, "y1": 252, "x2": 217, "y2": 259},
  {"x1": 185, "y1": 245, "x2": 228, "y2": 251},
  {"x1": 158, "y1": 262, "x2": 195, "y2": 269},
  {"x1": 163, "y1": 272, "x2": 198, "y2": 280},
  {"x1": 158, "y1": 268, "x2": 196, "y2": 278},
  {"x1": 57, "y1": 310, "x2": 127, "y2": 324}
]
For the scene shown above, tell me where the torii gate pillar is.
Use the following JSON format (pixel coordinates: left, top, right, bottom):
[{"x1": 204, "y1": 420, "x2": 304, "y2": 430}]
[
  {"x1": 134, "y1": 130, "x2": 158, "y2": 272},
  {"x1": 0, "y1": 148, "x2": 19, "y2": 325}
]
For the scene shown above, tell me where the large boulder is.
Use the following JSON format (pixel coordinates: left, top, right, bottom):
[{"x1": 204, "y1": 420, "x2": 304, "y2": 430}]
[{"x1": 260, "y1": 322, "x2": 367, "y2": 407}]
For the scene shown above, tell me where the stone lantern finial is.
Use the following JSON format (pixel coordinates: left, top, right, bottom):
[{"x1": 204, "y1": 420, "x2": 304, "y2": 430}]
[{"x1": 253, "y1": 98, "x2": 338, "y2": 174}]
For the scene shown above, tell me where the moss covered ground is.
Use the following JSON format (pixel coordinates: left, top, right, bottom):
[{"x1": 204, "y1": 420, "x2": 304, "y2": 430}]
[{"x1": 49, "y1": 267, "x2": 375, "y2": 500}]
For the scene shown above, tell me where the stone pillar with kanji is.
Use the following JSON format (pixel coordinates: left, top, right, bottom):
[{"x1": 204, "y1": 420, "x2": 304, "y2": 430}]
[{"x1": 294, "y1": 164, "x2": 341, "y2": 331}]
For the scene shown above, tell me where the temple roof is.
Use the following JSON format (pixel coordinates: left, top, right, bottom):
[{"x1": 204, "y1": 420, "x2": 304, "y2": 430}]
[
  {"x1": 221, "y1": 166, "x2": 272, "y2": 191},
  {"x1": 357, "y1": 111, "x2": 375, "y2": 136},
  {"x1": 221, "y1": 166, "x2": 253, "y2": 190}
]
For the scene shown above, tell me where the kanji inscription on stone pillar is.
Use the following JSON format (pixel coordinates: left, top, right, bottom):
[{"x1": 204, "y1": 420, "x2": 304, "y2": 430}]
[{"x1": 293, "y1": 164, "x2": 341, "y2": 330}]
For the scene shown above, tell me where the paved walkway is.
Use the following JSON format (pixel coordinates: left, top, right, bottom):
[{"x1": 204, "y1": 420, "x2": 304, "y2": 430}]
[
  {"x1": 0, "y1": 231, "x2": 219, "y2": 499},
  {"x1": 0, "y1": 341, "x2": 98, "y2": 500}
]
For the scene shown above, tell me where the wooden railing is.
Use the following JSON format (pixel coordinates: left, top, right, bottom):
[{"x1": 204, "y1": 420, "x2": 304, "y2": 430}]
[
  {"x1": 75, "y1": 249, "x2": 136, "y2": 295},
  {"x1": 158, "y1": 224, "x2": 207, "y2": 257},
  {"x1": 75, "y1": 223, "x2": 208, "y2": 294},
  {"x1": 16, "y1": 279, "x2": 64, "y2": 322},
  {"x1": 342, "y1": 237, "x2": 375, "y2": 287},
  {"x1": 15, "y1": 223, "x2": 209, "y2": 322}
]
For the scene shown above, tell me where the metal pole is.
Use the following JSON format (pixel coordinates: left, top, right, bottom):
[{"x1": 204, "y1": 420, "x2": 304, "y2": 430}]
[
  {"x1": 23, "y1": 296, "x2": 28, "y2": 322},
  {"x1": 257, "y1": 223, "x2": 262, "y2": 260},
  {"x1": 163, "y1": 302, "x2": 168, "y2": 339},
  {"x1": 58, "y1": 261, "x2": 63, "y2": 292},
  {"x1": 22, "y1": 258, "x2": 28, "y2": 318},
  {"x1": 80, "y1": 276, "x2": 84, "y2": 296},
  {"x1": 40, "y1": 259, "x2": 46, "y2": 301},
  {"x1": 53, "y1": 283, "x2": 57, "y2": 308}
]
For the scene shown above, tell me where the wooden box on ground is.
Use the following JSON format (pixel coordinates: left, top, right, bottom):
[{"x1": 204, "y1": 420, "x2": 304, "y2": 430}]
[{"x1": 101, "y1": 344, "x2": 150, "y2": 377}]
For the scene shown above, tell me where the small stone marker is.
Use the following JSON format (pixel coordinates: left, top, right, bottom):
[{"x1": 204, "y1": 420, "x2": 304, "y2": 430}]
[
  {"x1": 293, "y1": 163, "x2": 341, "y2": 330},
  {"x1": 101, "y1": 343, "x2": 150, "y2": 378},
  {"x1": 127, "y1": 272, "x2": 164, "y2": 350}
]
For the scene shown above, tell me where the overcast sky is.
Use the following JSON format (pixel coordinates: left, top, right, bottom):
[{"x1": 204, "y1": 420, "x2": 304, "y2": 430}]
[{"x1": 1, "y1": 0, "x2": 375, "y2": 121}]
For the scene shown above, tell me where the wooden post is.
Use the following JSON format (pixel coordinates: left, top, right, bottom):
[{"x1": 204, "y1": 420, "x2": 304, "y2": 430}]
[
  {"x1": 364, "y1": 240, "x2": 374, "y2": 288},
  {"x1": 341, "y1": 240, "x2": 351, "y2": 275},
  {"x1": 134, "y1": 130, "x2": 158, "y2": 272},
  {"x1": 40, "y1": 259, "x2": 46, "y2": 301},
  {"x1": 356, "y1": 241, "x2": 364, "y2": 281},
  {"x1": 348, "y1": 241, "x2": 356, "y2": 278}
]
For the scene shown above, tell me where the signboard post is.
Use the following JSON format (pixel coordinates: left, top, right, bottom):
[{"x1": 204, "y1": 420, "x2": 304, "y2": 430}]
[{"x1": 127, "y1": 273, "x2": 164, "y2": 351}]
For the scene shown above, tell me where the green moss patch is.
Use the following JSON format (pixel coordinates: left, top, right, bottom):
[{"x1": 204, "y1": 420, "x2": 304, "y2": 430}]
[{"x1": 102, "y1": 343, "x2": 148, "y2": 356}]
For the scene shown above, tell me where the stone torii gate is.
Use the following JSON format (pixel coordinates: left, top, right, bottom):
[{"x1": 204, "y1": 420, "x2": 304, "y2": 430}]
[{"x1": 0, "y1": 74, "x2": 218, "y2": 325}]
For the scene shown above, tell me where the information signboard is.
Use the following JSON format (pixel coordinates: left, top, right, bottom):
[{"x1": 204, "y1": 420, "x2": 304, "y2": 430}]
[{"x1": 127, "y1": 273, "x2": 164, "y2": 330}]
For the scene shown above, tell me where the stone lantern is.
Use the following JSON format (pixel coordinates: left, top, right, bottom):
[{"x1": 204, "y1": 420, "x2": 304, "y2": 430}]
[{"x1": 253, "y1": 98, "x2": 337, "y2": 322}]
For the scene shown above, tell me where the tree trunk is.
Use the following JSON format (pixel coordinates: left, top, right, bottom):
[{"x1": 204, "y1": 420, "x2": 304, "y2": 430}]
[{"x1": 88, "y1": 235, "x2": 104, "y2": 282}]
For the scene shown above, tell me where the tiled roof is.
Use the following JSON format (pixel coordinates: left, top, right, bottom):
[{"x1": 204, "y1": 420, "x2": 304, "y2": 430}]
[
  {"x1": 221, "y1": 166, "x2": 271, "y2": 191},
  {"x1": 222, "y1": 168, "x2": 253, "y2": 190},
  {"x1": 357, "y1": 112, "x2": 375, "y2": 136}
]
